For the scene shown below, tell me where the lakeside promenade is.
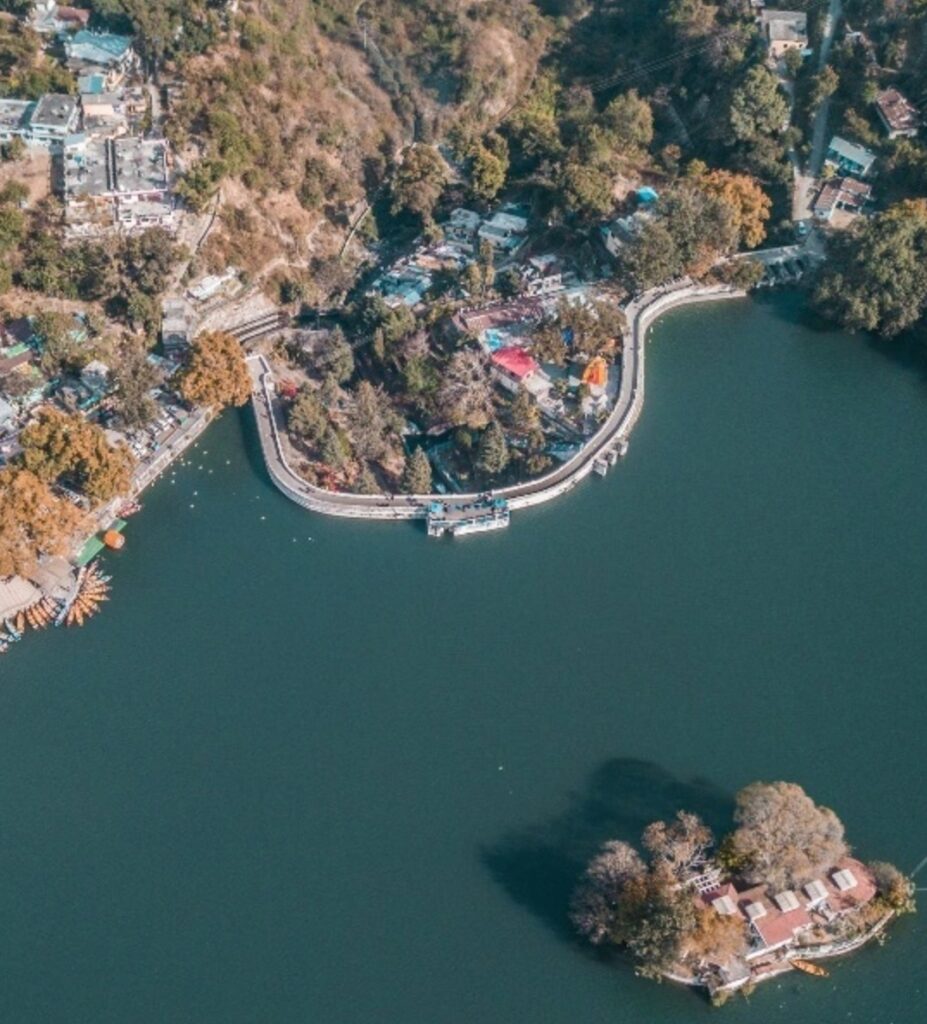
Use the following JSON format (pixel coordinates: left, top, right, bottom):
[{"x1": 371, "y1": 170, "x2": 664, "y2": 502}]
[{"x1": 247, "y1": 280, "x2": 746, "y2": 524}]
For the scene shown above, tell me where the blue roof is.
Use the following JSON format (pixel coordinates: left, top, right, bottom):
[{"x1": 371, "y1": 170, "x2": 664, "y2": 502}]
[
  {"x1": 636, "y1": 186, "x2": 659, "y2": 203},
  {"x1": 68, "y1": 31, "x2": 134, "y2": 65}
]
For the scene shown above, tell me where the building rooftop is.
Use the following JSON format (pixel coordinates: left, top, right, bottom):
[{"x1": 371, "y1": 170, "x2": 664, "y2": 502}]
[
  {"x1": 876, "y1": 88, "x2": 919, "y2": 134},
  {"x1": 0, "y1": 98, "x2": 34, "y2": 134},
  {"x1": 827, "y1": 135, "x2": 877, "y2": 171},
  {"x1": 66, "y1": 30, "x2": 134, "y2": 67},
  {"x1": 30, "y1": 93, "x2": 79, "y2": 130},
  {"x1": 761, "y1": 9, "x2": 808, "y2": 41},
  {"x1": 112, "y1": 137, "x2": 169, "y2": 194},
  {"x1": 492, "y1": 345, "x2": 539, "y2": 380}
]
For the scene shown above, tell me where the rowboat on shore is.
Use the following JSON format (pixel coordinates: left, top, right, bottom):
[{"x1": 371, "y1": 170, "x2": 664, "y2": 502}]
[{"x1": 791, "y1": 959, "x2": 829, "y2": 977}]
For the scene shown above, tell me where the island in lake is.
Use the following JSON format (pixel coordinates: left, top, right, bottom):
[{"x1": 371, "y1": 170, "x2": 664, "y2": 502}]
[{"x1": 571, "y1": 781, "x2": 915, "y2": 1004}]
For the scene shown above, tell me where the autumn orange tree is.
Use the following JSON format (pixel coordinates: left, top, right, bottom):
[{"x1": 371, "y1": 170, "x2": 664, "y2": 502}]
[
  {"x1": 0, "y1": 467, "x2": 87, "y2": 577},
  {"x1": 20, "y1": 409, "x2": 136, "y2": 504},
  {"x1": 179, "y1": 331, "x2": 251, "y2": 410},
  {"x1": 695, "y1": 168, "x2": 772, "y2": 250}
]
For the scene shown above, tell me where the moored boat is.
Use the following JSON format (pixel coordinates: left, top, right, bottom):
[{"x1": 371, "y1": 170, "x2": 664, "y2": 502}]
[{"x1": 791, "y1": 959, "x2": 829, "y2": 977}]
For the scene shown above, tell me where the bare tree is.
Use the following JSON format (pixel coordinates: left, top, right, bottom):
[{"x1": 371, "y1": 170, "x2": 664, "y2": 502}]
[
  {"x1": 731, "y1": 782, "x2": 848, "y2": 890},
  {"x1": 642, "y1": 811, "x2": 714, "y2": 882},
  {"x1": 436, "y1": 349, "x2": 493, "y2": 429},
  {"x1": 570, "y1": 840, "x2": 645, "y2": 945}
]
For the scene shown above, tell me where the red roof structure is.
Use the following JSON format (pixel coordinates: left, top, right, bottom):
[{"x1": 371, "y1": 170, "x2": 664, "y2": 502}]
[{"x1": 491, "y1": 345, "x2": 538, "y2": 380}]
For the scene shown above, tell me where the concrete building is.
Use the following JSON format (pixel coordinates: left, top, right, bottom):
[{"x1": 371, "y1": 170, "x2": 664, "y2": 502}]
[
  {"x1": 812, "y1": 176, "x2": 872, "y2": 222},
  {"x1": 875, "y1": 89, "x2": 920, "y2": 139},
  {"x1": 825, "y1": 135, "x2": 877, "y2": 179},
  {"x1": 522, "y1": 254, "x2": 564, "y2": 296},
  {"x1": 79, "y1": 91, "x2": 129, "y2": 137},
  {"x1": 26, "y1": 94, "x2": 79, "y2": 146},
  {"x1": 0, "y1": 100, "x2": 34, "y2": 144},
  {"x1": 761, "y1": 10, "x2": 809, "y2": 59},
  {"x1": 160, "y1": 297, "x2": 193, "y2": 354},
  {"x1": 478, "y1": 210, "x2": 529, "y2": 253},
  {"x1": 64, "y1": 135, "x2": 174, "y2": 235}
]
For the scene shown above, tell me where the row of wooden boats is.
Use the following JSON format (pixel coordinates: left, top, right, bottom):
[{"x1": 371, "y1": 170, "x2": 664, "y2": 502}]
[{"x1": 0, "y1": 563, "x2": 112, "y2": 652}]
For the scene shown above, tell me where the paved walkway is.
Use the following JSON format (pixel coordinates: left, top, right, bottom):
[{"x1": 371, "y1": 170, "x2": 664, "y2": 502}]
[{"x1": 246, "y1": 280, "x2": 745, "y2": 523}]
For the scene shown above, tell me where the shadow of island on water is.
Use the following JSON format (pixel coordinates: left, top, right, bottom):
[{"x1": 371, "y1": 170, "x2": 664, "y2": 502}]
[{"x1": 480, "y1": 758, "x2": 734, "y2": 958}]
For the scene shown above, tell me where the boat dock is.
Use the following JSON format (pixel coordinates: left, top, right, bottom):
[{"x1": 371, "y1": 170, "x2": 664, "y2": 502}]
[{"x1": 426, "y1": 499, "x2": 510, "y2": 538}]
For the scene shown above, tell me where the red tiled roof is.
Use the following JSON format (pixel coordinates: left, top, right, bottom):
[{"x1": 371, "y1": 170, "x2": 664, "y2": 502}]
[{"x1": 492, "y1": 345, "x2": 538, "y2": 380}]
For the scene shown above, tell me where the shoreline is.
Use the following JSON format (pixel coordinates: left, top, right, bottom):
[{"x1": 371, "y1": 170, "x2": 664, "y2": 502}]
[
  {"x1": 664, "y1": 910, "x2": 895, "y2": 1000},
  {"x1": 246, "y1": 281, "x2": 746, "y2": 525}
]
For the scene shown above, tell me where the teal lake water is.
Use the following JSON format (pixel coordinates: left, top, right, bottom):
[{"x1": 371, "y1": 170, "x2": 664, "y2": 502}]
[{"x1": 1, "y1": 291, "x2": 925, "y2": 1022}]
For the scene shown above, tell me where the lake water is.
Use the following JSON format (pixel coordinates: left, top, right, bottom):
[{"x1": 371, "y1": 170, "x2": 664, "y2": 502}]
[{"x1": 1, "y1": 291, "x2": 925, "y2": 1022}]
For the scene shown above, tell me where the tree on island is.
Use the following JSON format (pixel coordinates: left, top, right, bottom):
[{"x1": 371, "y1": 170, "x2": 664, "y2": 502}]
[
  {"x1": 0, "y1": 467, "x2": 87, "y2": 577},
  {"x1": 402, "y1": 447, "x2": 432, "y2": 494},
  {"x1": 726, "y1": 781, "x2": 848, "y2": 890},
  {"x1": 571, "y1": 781, "x2": 915, "y2": 986},
  {"x1": 180, "y1": 331, "x2": 251, "y2": 410}
]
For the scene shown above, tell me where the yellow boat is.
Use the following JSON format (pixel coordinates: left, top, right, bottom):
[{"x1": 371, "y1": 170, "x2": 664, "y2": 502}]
[{"x1": 792, "y1": 959, "x2": 829, "y2": 978}]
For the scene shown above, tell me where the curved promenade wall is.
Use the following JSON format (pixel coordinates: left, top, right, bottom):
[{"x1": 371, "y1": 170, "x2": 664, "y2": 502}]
[{"x1": 247, "y1": 282, "x2": 746, "y2": 522}]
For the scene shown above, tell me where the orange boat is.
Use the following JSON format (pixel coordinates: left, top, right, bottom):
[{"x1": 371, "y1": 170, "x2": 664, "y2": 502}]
[{"x1": 791, "y1": 959, "x2": 829, "y2": 978}]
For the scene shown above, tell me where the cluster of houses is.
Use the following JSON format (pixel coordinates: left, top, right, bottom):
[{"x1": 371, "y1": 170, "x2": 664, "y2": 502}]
[
  {"x1": 1, "y1": 5, "x2": 177, "y2": 236},
  {"x1": 370, "y1": 204, "x2": 546, "y2": 311},
  {"x1": 693, "y1": 857, "x2": 878, "y2": 989},
  {"x1": 0, "y1": 312, "x2": 187, "y2": 478}
]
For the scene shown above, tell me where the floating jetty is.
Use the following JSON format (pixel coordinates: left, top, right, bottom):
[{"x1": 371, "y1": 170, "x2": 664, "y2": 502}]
[{"x1": 427, "y1": 499, "x2": 510, "y2": 538}]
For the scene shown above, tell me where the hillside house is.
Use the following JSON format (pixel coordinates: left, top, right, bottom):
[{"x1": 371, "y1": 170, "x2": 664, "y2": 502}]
[
  {"x1": 444, "y1": 208, "x2": 482, "y2": 245},
  {"x1": 825, "y1": 136, "x2": 877, "y2": 179},
  {"x1": 812, "y1": 177, "x2": 872, "y2": 222},
  {"x1": 65, "y1": 31, "x2": 136, "y2": 89},
  {"x1": 760, "y1": 10, "x2": 808, "y2": 59},
  {"x1": 79, "y1": 91, "x2": 129, "y2": 137},
  {"x1": 64, "y1": 135, "x2": 174, "y2": 235},
  {"x1": 875, "y1": 89, "x2": 920, "y2": 139},
  {"x1": 478, "y1": 210, "x2": 529, "y2": 253},
  {"x1": 521, "y1": 254, "x2": 564, "y2": 296},
  {"x1": 26, "y1": 94, "x2": 79, "y2": 147},
  {"x1": 0, "y1": 100, "x2": 33, "y2": 143},
  {"x1": 32, "y1": 2, "x2": 90, "y2": 34}
]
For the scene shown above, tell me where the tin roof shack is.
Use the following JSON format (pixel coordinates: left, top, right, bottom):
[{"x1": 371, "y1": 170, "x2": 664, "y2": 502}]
[
  {"x1": 26, "y1": 94, "x2": 79, "y2": 148},
  {"x1": 875, "y1": 89, "x2": 920, "y2": 139},
  {"x1": 65, "y1": 31, "x2": 137, "y2": 90},
  {"x1": 825, "y1": 136, "x2": 877, "y2": 179},
  {"x1": 161, "y1": 297, "x2": 193, "y2": 354},
  {"x1": 64, "y1": 135, "x2": 174, "y2": 236},
  {"x1": 80, "y1": 359, "x2": 110, "y2": 393},
  {"x1": 760, "y1": 9, "x2": 808, "y2": 60}
]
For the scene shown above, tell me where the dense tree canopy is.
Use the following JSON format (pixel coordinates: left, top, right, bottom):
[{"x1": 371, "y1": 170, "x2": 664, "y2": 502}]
[
  {"x1": 730, "y1": 781, "x2": 848, "y2": 890},
  {"x1": 814, "y1": 201, "x2": 927, "y2": 337},
  {"x1": 179, "y1": 331, "x2": 251, "y2": 410},
  {"x1": 0, "y1": 467, "x2": 87, "y2": 577},
  {"x1": 20, "y1": 409, "x2": 136, "y2": 503}
]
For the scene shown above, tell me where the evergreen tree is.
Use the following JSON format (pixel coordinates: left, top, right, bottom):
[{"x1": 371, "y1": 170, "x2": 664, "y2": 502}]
[
  {"x1": 402, "y1": 448, "x2": 432, "y2": 494},
  {"x1": 476, "y1": 421, "x2": 509, "y2": 477}
]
